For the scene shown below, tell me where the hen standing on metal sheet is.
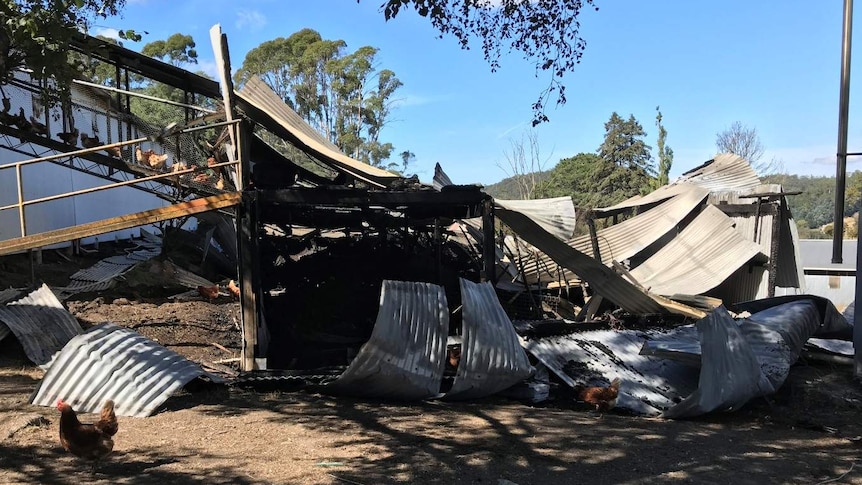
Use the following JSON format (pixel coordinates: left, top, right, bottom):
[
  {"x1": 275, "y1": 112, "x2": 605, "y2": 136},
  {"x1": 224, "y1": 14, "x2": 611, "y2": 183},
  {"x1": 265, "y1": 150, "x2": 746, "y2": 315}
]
[{"x1": 577, "y1": 377, "x2": 622, "y2": 413}]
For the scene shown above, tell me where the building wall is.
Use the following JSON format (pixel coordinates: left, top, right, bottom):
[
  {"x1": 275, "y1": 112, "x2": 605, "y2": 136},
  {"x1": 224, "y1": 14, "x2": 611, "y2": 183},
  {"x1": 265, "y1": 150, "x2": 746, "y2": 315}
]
[
  {"x1": 800, "y1": 273, "x2": 855, "y2": 312},
  {"x1": 0, "y1": 76, "x2": 167, "y2": 248}
]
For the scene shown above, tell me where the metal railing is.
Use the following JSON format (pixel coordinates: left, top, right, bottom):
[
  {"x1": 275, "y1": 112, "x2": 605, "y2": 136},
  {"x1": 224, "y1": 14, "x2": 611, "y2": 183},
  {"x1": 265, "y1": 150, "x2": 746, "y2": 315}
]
[{"x1": 0, "y1": 119, "x2": 241, "y2": 239}]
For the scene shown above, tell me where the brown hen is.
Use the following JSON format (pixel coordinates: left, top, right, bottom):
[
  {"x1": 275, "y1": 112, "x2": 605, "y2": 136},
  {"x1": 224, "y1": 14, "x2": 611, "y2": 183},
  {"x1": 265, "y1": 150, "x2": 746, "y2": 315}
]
[
  {"x1": 57, "y1": 399, "x2": 118, "y2": 468},
  {"x1": 577, "y1": 377, "x2": 622, "y2": 412}
]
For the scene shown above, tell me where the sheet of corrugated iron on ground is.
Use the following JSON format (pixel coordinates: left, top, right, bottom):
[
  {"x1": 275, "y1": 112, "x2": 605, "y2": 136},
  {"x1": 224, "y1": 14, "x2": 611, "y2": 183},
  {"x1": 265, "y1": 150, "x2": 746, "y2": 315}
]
[
  {"x1": 52, "y1": 230, "x2": 162, "y2": 300},
  {"x1": 322, "y1": 280, "x2": 450, "y2": 400},
  {"x1": 0, "y1": 284, "x2": 83, "y2": 368},
  {"x1": 30, "y1": 322, "x2": 225, "y2": 417},
  {"x1": 444, "y1": 278, "x2": 534, "y2": 400}
]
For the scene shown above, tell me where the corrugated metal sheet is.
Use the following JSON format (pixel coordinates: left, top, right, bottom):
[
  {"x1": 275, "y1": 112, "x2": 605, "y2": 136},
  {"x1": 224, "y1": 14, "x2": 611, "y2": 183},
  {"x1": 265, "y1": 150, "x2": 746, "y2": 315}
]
[
  {"x1": 433, "y1": 162, "x2": 454, "y2": 191},
  {"x1": 153, "y1": 259, "x2": 216, "y2": 288},
  {"x1": 595, "y1": 155, "x2": 760, "y2": 215},
  {"x1": 521, "y1": 185, "x2": 709, "y2": 285},
  {"x1": 496, "y1": 206, "x2": 666, "y2": 314},
  {"x1": 68, "y1": 259, "x2": 135, "y2": 283},
  {"x1": 495, "y1": 197, "x2": 577, "y2": 241},
  {"x1": 324, "y1": 280, "x2": 449, "y2": 400},
  {"x1": 630, "y1": 205, "x2": 767, "y2": 296},
  {"x1": 237, "y1": 76, "x2": 398, "y2": 188},
  {"x1": 594, "y1": 182, "x2": 700, "y2": 215},
  {"x1": 0, "y1": 284, "x2": 82, "y2": 366},
  {"x1": 659, "y1": 301, "x2": 830, "y2": 418},
  {"x1": 30, "y1": 322, "x2": 225, "y2": 417},
  {"x1": 516, "y1": 322, "x2": 698, "y2": 415},
  {"x1": 445, "y1": 279, "x2": 533, "y2": 400},
  {"x1": 54, "y1": 236, "x2": 161, "y2": 300},
  {"x1": 675, "y1": 153, "x2": 762, "y2": 192},
  {"x1": 721, "y1": 206, "x2": 771, "y2": 301}
]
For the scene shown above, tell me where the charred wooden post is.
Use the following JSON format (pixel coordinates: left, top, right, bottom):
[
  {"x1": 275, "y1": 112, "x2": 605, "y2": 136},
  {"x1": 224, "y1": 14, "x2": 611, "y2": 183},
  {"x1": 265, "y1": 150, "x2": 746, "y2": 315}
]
[
  {"x1": 586, "y1": 213, "x2": 602, "y2": 261},
  {"x1": 767, "y1": 201, "x2": 781, "y2": 298},
  {"x1": 482, "y1": 198, "x2": 496, "y2": 285},
  {"x1": 237, "y1": 189, "x2": 261, "y2": 371}
]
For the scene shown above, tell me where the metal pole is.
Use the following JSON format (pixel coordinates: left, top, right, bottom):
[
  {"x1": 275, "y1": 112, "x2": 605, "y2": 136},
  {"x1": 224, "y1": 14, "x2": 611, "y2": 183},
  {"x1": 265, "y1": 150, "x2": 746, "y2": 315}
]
[
  {"x1": 16, "y1": 164, "x2": 25, "y2": 237},
  {"x1": 834, "y1": 0, "x2": 853, "y2": 264},
  {"x1": 838, "y1": 0, "x2": 862, "y2": 380}
]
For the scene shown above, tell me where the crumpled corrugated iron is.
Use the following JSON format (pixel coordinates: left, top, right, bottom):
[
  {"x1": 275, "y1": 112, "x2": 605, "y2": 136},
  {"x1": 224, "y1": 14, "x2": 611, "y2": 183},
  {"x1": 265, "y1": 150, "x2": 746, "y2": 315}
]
[
  {"x1": 31, "y1": 322, "x2": 225, "y2": 417},
  {"x1": 0, "y1": 284, "x2": 82, "y2": 367}
]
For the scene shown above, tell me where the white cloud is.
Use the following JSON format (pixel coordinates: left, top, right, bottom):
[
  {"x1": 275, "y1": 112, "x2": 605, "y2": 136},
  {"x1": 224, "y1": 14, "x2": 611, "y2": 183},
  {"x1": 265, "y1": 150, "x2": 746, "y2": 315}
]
[
  {"x1": 235, "y1": 9, "x2": 267, "y2": 31},
  {"x1": 94, "y1": 27, "x2": 121, "y2": 41}
]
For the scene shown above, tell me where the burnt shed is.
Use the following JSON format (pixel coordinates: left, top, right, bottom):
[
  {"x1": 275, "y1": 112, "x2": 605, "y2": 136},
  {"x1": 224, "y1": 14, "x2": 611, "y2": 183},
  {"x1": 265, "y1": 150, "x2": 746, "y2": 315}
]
[{"x1": 233, "y1": 75, "x2": 496, "y2": 372}]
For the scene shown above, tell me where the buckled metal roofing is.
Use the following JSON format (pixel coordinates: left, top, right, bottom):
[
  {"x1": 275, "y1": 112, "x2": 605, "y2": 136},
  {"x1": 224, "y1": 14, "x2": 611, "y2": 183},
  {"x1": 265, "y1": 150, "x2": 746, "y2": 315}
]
[
  {"x1": 495, "y1": 197, "x2": 577, "y2": 241},
  {"x1": 445, "y1": 279, "x2": 533, "y2": 400},
  {"x1": 236, "y1": 76, "x2": 399, "y2": 188},
  {"x1": 0, "y1": 284, "x2": 82, "y2": 367},
  {"x1": 323, "y1": 280, "x2": 449, "y2": 400},
  {"x1": 515, "y1": 322, "x2": 698, "y2": 415},
  {"x1": 53, "y1": 235, "x2": 162, "y2": 300},
  {"x1": 496, "y1": 205, "x2": 666, "y2": 314},
  {"x1": 630, "y1": 205, "x2": 768, "y2": 296},
  {"x1": 31, "y1": 322, "x2": 225, "y2": 417},
  {"x1": 520, "y1": 184, "x2": 709, "y2": 285},
  {"x1": 676, "y1": 153, "x2": 762, "y2": 192}
]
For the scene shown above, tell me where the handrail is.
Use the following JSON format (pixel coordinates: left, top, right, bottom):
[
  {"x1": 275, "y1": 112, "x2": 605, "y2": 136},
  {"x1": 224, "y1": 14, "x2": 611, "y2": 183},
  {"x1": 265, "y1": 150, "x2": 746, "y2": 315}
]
[{"x1": 0, "y1": 118, "x2": 241, "y2": 238}]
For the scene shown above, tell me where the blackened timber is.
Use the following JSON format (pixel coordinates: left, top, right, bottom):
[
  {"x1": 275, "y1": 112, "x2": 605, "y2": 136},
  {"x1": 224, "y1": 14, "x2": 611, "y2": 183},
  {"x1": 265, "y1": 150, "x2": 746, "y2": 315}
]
[
  {"x1": 249, "y1": 135, "x2": 332, "y2": 187},
  {"x1": 258, "y1": 187, "x2": 490, "y2": 207},
  {"x1": 482, "y1": 198, "x2": 496, "y2": 285},
  {"x1": 258, "y1": 187, "x2": 488, "y2": 213}
]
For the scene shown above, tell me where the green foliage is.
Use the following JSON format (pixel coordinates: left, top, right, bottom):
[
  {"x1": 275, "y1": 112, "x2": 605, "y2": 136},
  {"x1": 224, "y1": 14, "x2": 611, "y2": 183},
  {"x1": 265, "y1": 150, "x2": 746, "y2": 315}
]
[
  {"x1": 483, "y1": 171, "x2": 551, "y2": 200},
  {"x1": 0, "y1": 0, "x2": 126, "y2": 105},
  {"x1": 652, "y1": 106, "x2": 673, "y2": 189},
  {"x1": 377, "y1": 0, "x2": 598, "y2": 125},
  {"x1": 140, "y1": 33, "x2": 197, "y2": 67},
  {"x1": 764, "y1": 171, "x2": 862, "y2": 233},
  {"x1": 598, "y1": 112, "x2": 654, "y2": 174},
  {"x1": 77, "y1": 34, "x2": 123, "y2": 86},
  {"x1": 236, "y1": 29, "x2": 404, "y2": 170},
  {"x1": 131, "y1": 33, "x2": 208, "y2": 127},
  {"x1": 596, "y1": 112, "x2": 654, "y2": 198}
]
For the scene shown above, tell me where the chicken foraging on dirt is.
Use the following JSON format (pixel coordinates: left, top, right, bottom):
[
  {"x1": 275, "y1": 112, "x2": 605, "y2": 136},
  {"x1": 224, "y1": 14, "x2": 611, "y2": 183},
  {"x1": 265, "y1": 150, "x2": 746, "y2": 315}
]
[
  {"x1": 135, "y1": 146, "x2": 169, "y2": 170},
  {"x1": 227, "y1": 279, "x2": 240, "y2": 299},
  {"x1": 57, "y1": 128, "x2": 79, "y2": 146},
  {"x1": 57, "y1": 399, "x2": 118, "y2": 470},
  {"x1": 197, "y1": 284, "x2": 220, "y2": 302},
  {"x1": 577, "y1": 377, "x2": 622, "y2": 413}
]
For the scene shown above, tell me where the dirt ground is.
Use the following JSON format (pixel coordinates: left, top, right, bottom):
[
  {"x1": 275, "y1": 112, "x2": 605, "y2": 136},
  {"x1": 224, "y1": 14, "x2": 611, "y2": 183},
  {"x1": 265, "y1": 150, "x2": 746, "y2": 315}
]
[{"x1": 2, "y1": 250, "x2": 862, "y2": 484}]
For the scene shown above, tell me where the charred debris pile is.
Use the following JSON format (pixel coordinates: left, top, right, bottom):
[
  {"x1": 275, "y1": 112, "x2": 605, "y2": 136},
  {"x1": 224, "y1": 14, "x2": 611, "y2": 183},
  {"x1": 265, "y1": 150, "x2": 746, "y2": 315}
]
[{"x1": 252, "y1": 184, "x2": 491, "y2": 371}]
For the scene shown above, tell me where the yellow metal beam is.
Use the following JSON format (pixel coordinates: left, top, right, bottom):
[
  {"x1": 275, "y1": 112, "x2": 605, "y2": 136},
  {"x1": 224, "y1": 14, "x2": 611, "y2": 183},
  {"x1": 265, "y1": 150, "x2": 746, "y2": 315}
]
[{"x1": 0, "y1": 192, "x2": 241, "y2": 256}]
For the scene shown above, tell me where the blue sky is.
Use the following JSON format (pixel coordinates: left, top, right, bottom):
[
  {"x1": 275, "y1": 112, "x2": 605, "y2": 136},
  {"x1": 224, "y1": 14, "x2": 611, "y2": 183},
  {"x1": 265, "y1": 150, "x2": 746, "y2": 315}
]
[{"x1": 95, "y1": 0, "x2": 862, "y2": 186}]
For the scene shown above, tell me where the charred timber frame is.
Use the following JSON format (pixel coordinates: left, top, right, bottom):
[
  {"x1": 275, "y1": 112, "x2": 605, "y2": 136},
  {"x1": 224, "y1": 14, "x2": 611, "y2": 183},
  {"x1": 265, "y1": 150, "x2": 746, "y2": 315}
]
[{"x1": 248, "y1": 187, "x2": 493, "y2": 370}]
